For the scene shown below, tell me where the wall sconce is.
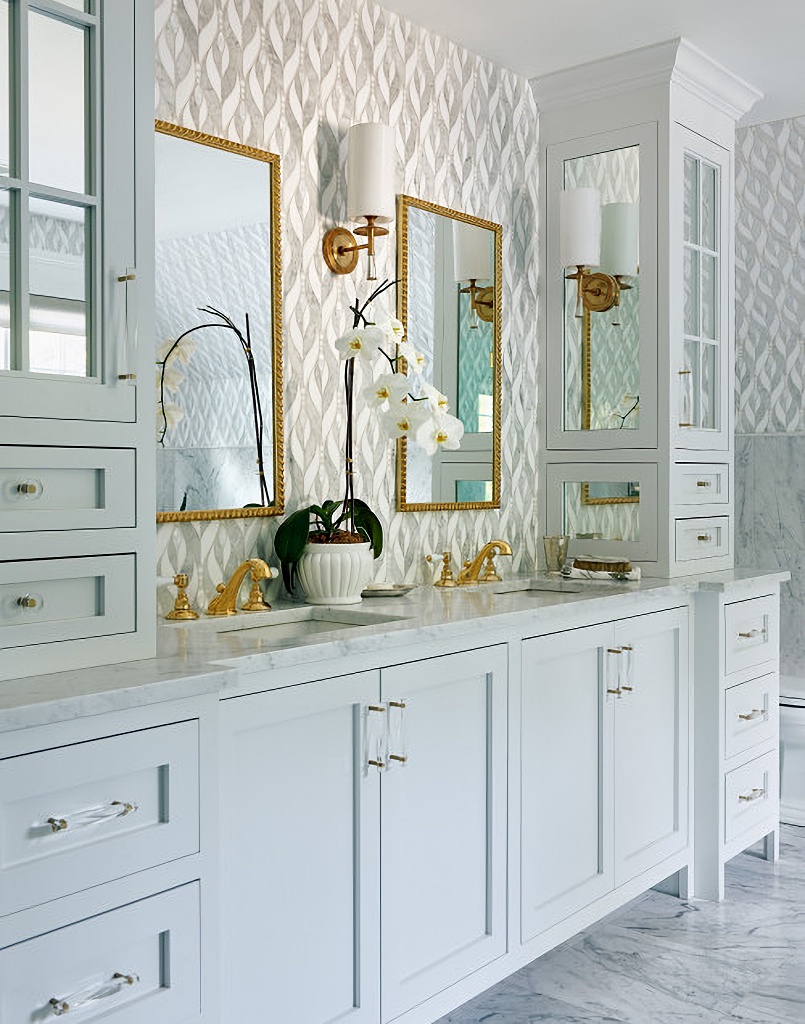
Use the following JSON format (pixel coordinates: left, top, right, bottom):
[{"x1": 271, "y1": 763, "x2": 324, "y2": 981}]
[
  {"x1": 560, "y1": 189, "x2": 638, "y2": 325},
  {"x1": 453, "y1": 220, "x2": 494, "y2": 329},
  {"x1": 322, "y1": 123, "x2": 395, "y2": 281}
]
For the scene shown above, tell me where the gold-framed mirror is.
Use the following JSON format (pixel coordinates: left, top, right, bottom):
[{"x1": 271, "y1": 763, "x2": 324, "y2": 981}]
[
  {"x1": 396, "y1": 195, "x2": 502, "y2": 511},
  {"x1": 154, "y1": 121, "x2": 284, "y2": 523}
]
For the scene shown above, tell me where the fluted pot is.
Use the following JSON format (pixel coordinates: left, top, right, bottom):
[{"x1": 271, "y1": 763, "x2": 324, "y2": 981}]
[{"x1": 297, "y1": 541, "x2": 373, "y2": 605}]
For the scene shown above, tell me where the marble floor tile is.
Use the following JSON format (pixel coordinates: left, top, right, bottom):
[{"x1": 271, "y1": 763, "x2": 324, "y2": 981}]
[{"x1": 438, "y1": 826, "x2": 805, "y2": 1024}]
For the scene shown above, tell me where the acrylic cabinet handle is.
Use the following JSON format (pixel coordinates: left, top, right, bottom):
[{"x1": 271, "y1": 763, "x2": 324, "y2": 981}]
[
  {"x1": 696, "y1": 480, "x2": 712, "y2": 488},
  {"x1": 49, "y1": 972, "x2": 139, "y2": 1015},
  {"x1": 46, "y1": 800, "x2": 138, "y2": 834},
  {"x1": 738, "y1": 708, "x2": 766, "y2": 722},
  {"x1": 737, "y1": 629, "x2": 765, "y2": 640},
  {"x1": 365, "y1": 704, "x2": 387, "y2": 772},
  {"x1": 116, "y1": 267, "x2": 138, "y2": 381},
  {"x1": 697, "y1": 534, "x2": 712, "y2": 542},
  {"x1": 387, "y1": 698, "x2": 409, "y2": 767},
  {"x1": 738, "y1": 787, "x2": 765, "y2": 803}
]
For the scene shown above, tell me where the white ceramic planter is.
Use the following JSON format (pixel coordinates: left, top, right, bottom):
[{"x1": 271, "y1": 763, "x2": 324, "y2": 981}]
[{"x1": 297, "y1": 541, "x2": 373, "y2": 605}]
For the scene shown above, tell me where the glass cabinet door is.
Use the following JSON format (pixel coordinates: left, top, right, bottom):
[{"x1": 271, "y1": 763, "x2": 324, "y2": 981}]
[
  {"x1": 0, "y1": 0, "x2": 136, "y2": 423},
  {"x1": 676, "y1": 128, "x2": 730, "y2": 449}
]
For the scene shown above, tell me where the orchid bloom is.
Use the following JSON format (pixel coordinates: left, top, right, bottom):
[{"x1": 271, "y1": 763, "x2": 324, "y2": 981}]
[
  {"x1": 334, "y1": 325, "x2": 385, "y2": 361},
  {"x1": 397, "y1": 339, "x2": 427, "y2": 375},
  {"x1": 415, "y1": 413, "x2": 465, "y2": 456},
  {"x1": 362, "y1": 372, "x2": 409, "y2": 409},
  {"x1": 382, "y1": 401, "x2": 431, "y2": 439},
  {"x1": 420, "y1": 381, "x2": 450, "y2": 415}
]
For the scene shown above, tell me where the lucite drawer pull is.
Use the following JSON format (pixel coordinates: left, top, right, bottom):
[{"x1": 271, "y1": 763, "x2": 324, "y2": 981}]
[
  {"x1": 696, "y1": 480, "x2": 712, "y2": 488},
  {"x1": 737, "y1": 629, "x2": 765, "y2": 640},
  {"x1": 697, "y1": 534, "x2": 712, "y2": 542},
  {"x1": 46, "y1": 799, "x2": 138, "y2": 834},
  {"x1": 49, "y1": 972, "x2": 139, "y2": 1016},
  {"x1": 16, "y1": 595, "x2": 38, "y2": 609},
  {"x1": 738, "y1": 708, "x2": 765, "y2": 721},
  {"x1": 738, "y1": 787, "x2": 765, "y2": 803}
]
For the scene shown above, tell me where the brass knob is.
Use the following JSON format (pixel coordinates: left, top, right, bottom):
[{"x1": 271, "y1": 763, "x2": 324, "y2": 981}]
[
  {"x1": 17, "y1": 595, "x2": 37, "y2": 609},
  {"x1": 17, "y1": 482, "x2": 39, "y2": 495},
  {"x1": 174, "y1": 573, "x2": 189, "y2": 588},
  {"x1": 696, "y1": 480, "x2": 711, "y2": 487}
]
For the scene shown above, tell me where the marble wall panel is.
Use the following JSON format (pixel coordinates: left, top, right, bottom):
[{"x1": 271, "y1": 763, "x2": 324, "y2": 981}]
[{"x1": 153, "y1": 0, "x2": 539, "y2": 614}]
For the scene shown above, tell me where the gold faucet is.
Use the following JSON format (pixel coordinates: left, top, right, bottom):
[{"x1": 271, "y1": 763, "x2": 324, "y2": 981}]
[
  {"x1": 207, "y1": 558, "x2": 275, "y2": 616},
  {"x1": 456, "y1": 540, "x2": 513, "y2": 585}
]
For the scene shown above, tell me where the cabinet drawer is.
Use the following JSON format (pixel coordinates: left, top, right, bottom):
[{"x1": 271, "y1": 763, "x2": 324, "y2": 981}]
[
  {"x1": 673, "y1": 463, "x2": 729, "y2": 505},
  {"x1": 0, "y1": 448, "x2": 135, "y2": 532},
  {"x1": 0, "y1": 554, "x2": 135, "y2": 650},
  {"x1": 0, "y1": 883, "x2": 200, "y2": 1023},
  {"x1": 0, "y1": 721, "x2": 199, "y2": 916},
  {"x1": 724, "y1": 594, "x2": 778, "y2": 675},
  {"x1": 675, "y1": 516, "x2": 730, "y2": 561},
  {"x1": 724, "y1": 672, "x2": 778, "y2": 760},
  {"x1": 724, "y1": 750, "x2": 778, "y2": 845}
]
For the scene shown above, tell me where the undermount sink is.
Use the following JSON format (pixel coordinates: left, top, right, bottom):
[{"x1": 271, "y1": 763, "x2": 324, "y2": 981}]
[
  {"x1": 494, "y1": 580, "x2": 585, "y2": 596},
  {"x1": 212, "y1": 605, "x2": 408, "y2": 643}
]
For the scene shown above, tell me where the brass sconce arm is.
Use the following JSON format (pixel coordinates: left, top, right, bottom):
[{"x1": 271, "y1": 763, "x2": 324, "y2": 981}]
[{"x1": 323, "y1": 216, "x2": 390, "y2": 279}]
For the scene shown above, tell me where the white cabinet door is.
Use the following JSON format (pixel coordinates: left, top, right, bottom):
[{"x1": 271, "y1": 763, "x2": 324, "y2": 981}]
[
  {"x1": 520, "y1": 625, "x2": 615, "y2": 940},
  {"x1": 380, "y1": 646, "x2": 508, "y2": 1023},
  {"x1": 219, "y1": 672, "x2": 380, "y2": 1024},
  {"x1": 613, "y1": 607, "x2": 689, "y2": 885}
]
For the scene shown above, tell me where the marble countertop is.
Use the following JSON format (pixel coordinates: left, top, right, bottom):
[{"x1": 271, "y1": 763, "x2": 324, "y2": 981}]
[{"x1": 0, "y1": 568, "x2": 789, "y2": 734}]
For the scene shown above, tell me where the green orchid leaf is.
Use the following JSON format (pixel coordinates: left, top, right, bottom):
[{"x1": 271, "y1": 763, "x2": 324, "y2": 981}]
[
  {"x1": 274, "y1": 507, "x2": 315, "y2": 592},
  {"x1": 352, "y1": 500, "x2": 384, "y2": 559}
]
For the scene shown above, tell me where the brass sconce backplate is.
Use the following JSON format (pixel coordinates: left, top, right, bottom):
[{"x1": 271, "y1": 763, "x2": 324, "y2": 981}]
[{"x1": 323, "y1": 227, "x2": 360, "y2": 274}]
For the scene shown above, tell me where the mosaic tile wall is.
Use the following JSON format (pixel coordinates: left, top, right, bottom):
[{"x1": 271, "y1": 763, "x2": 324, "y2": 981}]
[
  {"x1": 153, "y1": 0, "x2": 539, "y2": 613},
  {"x1": 734, "y1": 115, "x2": 805, "y2": 678}
]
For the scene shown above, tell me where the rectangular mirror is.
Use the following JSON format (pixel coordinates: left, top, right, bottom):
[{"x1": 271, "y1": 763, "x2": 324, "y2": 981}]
[
  {"x1": 154, "y1": 122, "x2": 283, "y2": 523},
  {"x1": 396, "y1": 195, "x2": 501, "y2": 510},
  {"x1": 563, "y1": 144, "x2": 640, "y2": 432}
]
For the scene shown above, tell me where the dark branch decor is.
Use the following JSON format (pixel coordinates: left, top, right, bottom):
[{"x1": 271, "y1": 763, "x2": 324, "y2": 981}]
[{"x1": 156, "y1": 306, "x2": 270, "y2": 507}]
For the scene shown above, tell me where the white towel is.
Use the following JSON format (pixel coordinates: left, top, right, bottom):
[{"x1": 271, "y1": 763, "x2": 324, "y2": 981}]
[{"x1": 564, "y1": 566, "x2": 642, "y2": 581}]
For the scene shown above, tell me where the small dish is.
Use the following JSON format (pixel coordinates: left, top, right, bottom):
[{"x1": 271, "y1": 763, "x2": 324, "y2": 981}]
[{"x1": 361, "y1": 583, "x2": 417, "y2": 598}]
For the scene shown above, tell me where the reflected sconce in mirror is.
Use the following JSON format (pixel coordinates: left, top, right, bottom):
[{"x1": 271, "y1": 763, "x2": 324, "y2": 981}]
[
  {"x1": 453, "y1": 220, "x2": 494, "y2": 329},
  {"x1": 560, "y1": 189, "x2": 638, "y2": 325},
  {"x1": 322, "y1": 123, "x2": 395, "y2": 281}
]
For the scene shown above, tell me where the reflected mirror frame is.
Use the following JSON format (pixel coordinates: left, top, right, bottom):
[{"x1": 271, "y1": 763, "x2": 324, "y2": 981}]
[
  {"x1": 395, "y1": 194, "x2": 502, "y2": 512},
  {"x1": 154, "y1": 120, "x2": 284, "y2": 524}
]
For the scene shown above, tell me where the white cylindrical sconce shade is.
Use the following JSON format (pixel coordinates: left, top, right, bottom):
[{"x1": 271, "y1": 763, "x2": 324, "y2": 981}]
[
  {"x1": 346, "y1": 123, "x2": 395, "y2": 224},
  {"x1": 600, "y1": 202, "x2": 639, "y2": 276},
  {"x1": 559, "y1": 188, "x2": 601, "y2": 267},
  {"x1": 453, "y1": 221, "x2": 492, "y2": 282}
]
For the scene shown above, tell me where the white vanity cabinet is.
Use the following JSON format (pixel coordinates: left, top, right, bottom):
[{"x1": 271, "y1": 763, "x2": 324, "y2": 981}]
[
  {"x1": 694, "y1": 583, "x2": 781, "y2": 900},
  {"x1": 0, "y1": 695, "x2": 217, "y2": 1023},
  {"x1": 0, "y1": 0, "x2": 155, "y2": 680},
  {"x1": 219, "y1": 645, "x2": 508, "y2": 1024},
  {"x1": 535, "y1": 40, "x2": 761, "y2": 576},
  {"x1": 519, "y1": 607, "x2": 690, "y2": 945}
]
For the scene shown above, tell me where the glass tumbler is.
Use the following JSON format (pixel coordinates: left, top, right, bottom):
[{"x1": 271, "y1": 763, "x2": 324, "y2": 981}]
[{"x1": 543, "y1": 535, "x2": 569, "y2": 575}]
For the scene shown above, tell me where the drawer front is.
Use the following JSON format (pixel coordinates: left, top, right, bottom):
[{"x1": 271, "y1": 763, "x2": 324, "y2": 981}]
[
  {"x1": 0, "y1": 883, "x2": 200, "y2": 1023},
  {"x1": 724, "y1": 672, "x2": 779, "y2": 760},
  {"x1": 675, "y1": 516, "x2": 730, "y2": 561},
  {"x1": 724, "y1": 750, "x2": 779, "y2": 845},
  {"x1": 0, "y1": 554, "x2": 135, "y2": 649},
  {"x1": 0, "y1": 721, "x2": 199, "y2": 916},
  {"x1": 724, "y1": 594, "x2": 778, "y2": 675},
  {"x1": 674, "y1": 463, "x2": 729, "y2": 505},
  {"x1": 0, "y1": 448, "x2": 135, "y2": 532}
]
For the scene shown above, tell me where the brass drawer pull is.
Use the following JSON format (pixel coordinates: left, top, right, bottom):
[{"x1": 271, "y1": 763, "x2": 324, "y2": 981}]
[
  {"x1": 389, "y1": 754, "x2": 408, "y2": 763},
  {"x1": 606, "y1": 688, "x2": 621, "y2": 696},
  {"x1": 388, "y1": 700, "x2": 406, "y2": 709},
  {"x1": 737, "y1": 629, "x2": 765, "y2": 640},
  {"x1": 16, "y1": 595, "x2": 38, "y2": 609},
  {"x1": 697, "y1": 534, "x2": 712, "y2": 542},
  {"x1": 367, "y1": 759, "x2": 386, "y2": 769},
  {"x1": 696, "y1": 480, "x2": 711, "y2": 487},
  {"x1": 738, "y1": 709, "x2": 765, "y2": 721},
  {"x1": 368, "y1": 705, "x2": 386, "y2": 713},
  {"x1": 738, "y1": 787, "x2": 765, "y2": 803},
  {"x1": 17, "y1": 482, "x2": 40, "y2": 495}
]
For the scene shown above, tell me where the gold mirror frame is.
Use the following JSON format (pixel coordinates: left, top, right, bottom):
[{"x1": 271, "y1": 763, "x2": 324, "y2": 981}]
[
  {"x1": 154, "y1": 121, "x2": 284, "y2": 523},
  {"x1": 396, "y1": 195, "x2": 502, "y2": 512}
]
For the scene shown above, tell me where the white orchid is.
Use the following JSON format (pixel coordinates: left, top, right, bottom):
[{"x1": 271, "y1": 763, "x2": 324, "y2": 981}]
[
  {"x1": 334, "y1": 325, "x2": 385, "y2": 361},
  {"x1": 420, "y1": 381, "x2": 450, "y2": 415},
  {"x1": 377, "y1": 316, "x2": 406, "y2": 343},
  {"x1": 397, "y1": 339, "x2": 427, "y2": 375},
  {"x1": 362, "y1": 371, "x2": 409, "y2": 409},
  {"x1": 415, "y1": 413, "x2": 465, "y2": 455},
  {"x1": 382, "y1": 401, "x2": 431, "y2": 439}
]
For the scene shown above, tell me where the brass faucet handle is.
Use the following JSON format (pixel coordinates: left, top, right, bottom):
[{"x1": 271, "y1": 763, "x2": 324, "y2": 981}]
[
  {"x1": 431, "y1": 551, "x2": 458, "y2": 588},
  {"x1": 166, "y1": 572, "x2": 199, "y2": 620},
  {"x1": 242, "y1": 567, "x2": 272, "y2": 612},
  {"x1": 480, "y1": 553, "x2": 502, "y2": 583}
]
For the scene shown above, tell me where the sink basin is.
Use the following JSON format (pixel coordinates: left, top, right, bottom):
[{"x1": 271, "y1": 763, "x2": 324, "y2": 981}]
[
  {"x1": 213, "y1": 606, "x2": 408, "y2": 644},
  {"x1": 494, "y1": 580, "x2": 585, "y2": 596}
]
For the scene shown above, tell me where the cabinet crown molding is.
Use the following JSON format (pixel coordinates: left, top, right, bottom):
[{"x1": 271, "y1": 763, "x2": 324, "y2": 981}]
[{"x1": 531, "y1": 37, "x2": 762, "y2": 121}]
